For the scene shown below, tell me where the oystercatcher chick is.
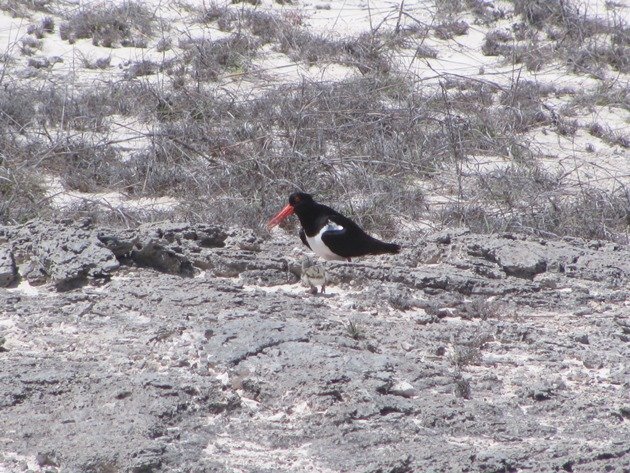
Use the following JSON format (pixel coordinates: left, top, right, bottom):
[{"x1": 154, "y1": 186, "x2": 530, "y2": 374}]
[
  {"x1": 268, "y1": 192, "x2": 401, "y2": 261},
  {"x1": 301, "y1": 256, "x2": 326, "y2": 294}
]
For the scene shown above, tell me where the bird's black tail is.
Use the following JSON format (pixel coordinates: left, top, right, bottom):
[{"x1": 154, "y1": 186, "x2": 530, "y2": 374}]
[{"x1": 371, "y1": 240, "x2": 401, "y2": 255}]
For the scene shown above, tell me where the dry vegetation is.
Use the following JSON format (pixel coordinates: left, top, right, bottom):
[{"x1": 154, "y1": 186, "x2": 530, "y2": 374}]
[{"x1": 0, "y1": 0, "x2": 628, "y2": 242}]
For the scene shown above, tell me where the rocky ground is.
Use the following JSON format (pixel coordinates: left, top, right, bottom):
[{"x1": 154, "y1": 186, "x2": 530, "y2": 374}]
[
  {"x1": 1, "y1": 220, "x2": 629, "y2": 472},
  {"x1": 0, "y1": 1, "x2": 628, "y2": 469}
]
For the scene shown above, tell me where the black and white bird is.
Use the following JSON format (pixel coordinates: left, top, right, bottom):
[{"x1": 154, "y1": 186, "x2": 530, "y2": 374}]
[
  {"x1": 268, "y1": 192, "x2": 401, "y2": 261},
  {"x1": 301, "y1": 256, "x2": 326, "y2": 294}
]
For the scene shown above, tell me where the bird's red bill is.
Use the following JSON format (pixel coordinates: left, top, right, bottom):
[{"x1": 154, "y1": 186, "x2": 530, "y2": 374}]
[{"x1": 268, "y1": 204, "x2": 294, "y2": 228}]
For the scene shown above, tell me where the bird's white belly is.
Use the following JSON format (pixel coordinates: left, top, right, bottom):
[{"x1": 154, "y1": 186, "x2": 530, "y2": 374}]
[{"x1": 306, "y1": 223, "x2": 346, "y2": 261}]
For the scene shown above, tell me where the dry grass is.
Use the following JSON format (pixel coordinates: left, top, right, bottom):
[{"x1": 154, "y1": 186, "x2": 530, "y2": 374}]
[
  {"x1": 0, "y1": 100, "x2": 49, "y2": 223},
  {"x1": 0, "y1": 159, "x2": 48, "y2": 224},
  {"x1": 0, "y1": 0, "x2": 53, "y2": 18},
  {"x1": 434, "y1": 20, "x2": 469, "y2": 40},
  {"x1": 0, "y1": 1, "x2": 627, "y2": 242},
  {"x1": 179, "y1": 34, "x2": 259, "y2": 82},
  {"x1": 438, "y1": 167, "x2": 630, "y2": 242},
  {"x1": 198, "y1": 6, "x2": 397, "y2": 72},
  {"x1": 59, "y1": 2, "x2": 155, "y2": 47},
  {"x1": 480, "y1": 0, "x2": 630, "y2": 74},
  {"x1": 3, "y1": 65, "x2": 627, "y2": 239}
]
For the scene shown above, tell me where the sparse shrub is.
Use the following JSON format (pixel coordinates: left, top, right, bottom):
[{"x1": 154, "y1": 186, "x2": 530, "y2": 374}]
[
  {"x1": 0, "y1": 160, "x2": 48, "y2": 224},
  {"x1": 415, "y1": 44, "x2": 438, "y2": 58},
  {"x1": 435, "y1": 0, "x2": 464, "y2": 17},
  {"x1": 20, "y1": 35, "x2": 42, "y2": 55},
  {"x1": 120, "y1": 143, "x2": 210, "y2": 197},
  {"x1": 42, "y1": 138, "x2": 122, "y2": 193},
  {"x1": 451, "y1": 345, "x2": 481, "y2": 367},
  {"x1": 437, "y1": 0, "x2": 501, "y2": 22},
  {"x1": 478, "y1": 165, "x2": 558, "y2": 209},
  {"x1": 555, "y1": 117, "x2": 578, "y2": 136},
  {"x1": 199, "y1": 7, "x2": 388, "y2": 71},
  {"x1": 450, "y1": 331, "x2": 493, "y2": 368},
  {"x1": 239, "y1": 9, "x2": 348, "y2": 67},
  {"x1": 60, "y1": 2, "x2": 155, "y2": 48},
  {"x1": 0, "y1": 0, "x2": 29, "y2": 17},
  {"x1": 615, "y1": 135, "x2": 629, "y2": 148},
  {"x1": 23, "y1": 83, "x2": 144, "y2": 132},
  {"x1": 439, "y1": 167, "x2": 630, "y2": 243},
  {"x1": 200, "y1": 3, "x2": 231, "y2": 23},
  {"x1": 27, "y1": 57, "x2": 52, "y2": 69},
  {"x1": 344, "y1": 32, "x2": 392, "y2": 75},
  {"x1": 510, "y1": 0, "x2": 628, "y2": 73},
  {"x1": 588, "y1": 122, "x2": 630, "y2": 148},
  {"x1": 0, "y1": 86, "x2": 36, "y2": 130},
  {"x1": 462, "y1": 298, "x2": 501, "y2": 320},
  {"x1": 514, "y1": 0, "x2": 606, "y2": 39},
  {"x1": 240, "y1": 9, "x2": 281, "y2": 42},
  {"x1": 588, "y1": 122, "x2": 606, "y2": 139},
  {"x1": 345, "y1": 321, "x2": 364, "y2": 340},
  {"x1": 514, "y1": 0, "x2": 570, "y2": 29},
  {"x1": 281, "y1": 30, "x2": 346, "y2": 66},
  {"x1": 351, "y1": 185, "x2": 425, "y2": 238},
  {"x1": 611, "y1": 23, "x2": 629, "y2": 47},
  {"x1": 571, "y1": 84, "x2": 629, "y2": 109},
  {"x1": 217, "y1": 14, "x2": 236, "y2": 32},
  {"x1": 96, "y1": 56, "x2": 111, "y2": 69},
  {"x1": 82, "y1": 56, "x2": 112, "y2": 69},
  {"x1": 442, "y1": 77, "x2": 497, "y2": 108},
  {"x1": 156, "y1": 37, "x2": 172, "y2": 52},
  {"x1": 199, "y1": 4, "x2": 237, "y2": 31},
  {"x1": 0, "y1": 0, "x2": 52, "y2": 17},
  {"x1": 498, "y1": 80, "x2": 553, "y2": 132},
  {"x1": 181, "y1": 35, "x2": 258, "y2": 82},
  {"x1": 434, "y1": 20, "x2": 469, "y2": 40},
  {"x1": 0, "y1": 125, "x2": 49, "y2": 224},
  {"x1": 41, "y1": 16, "x2": 54, "y2": 33},
  {"x1": 26, "y1": 17, "x2": 54, "y2": 37},
  {"x1": 0, "y1": 0, "x2": 625, "y2": 239},
  {"x1": 465, "y1": 0, "x2": 504, "y2": 23},
  {"x1": 427, "y1": 80, "x2": 540, "y2": 160},
  {"x1": 569, "y1": 43, "x2": 629, "y2": 74},
  {"x1": 521, "y1": 43, "x2": 555, "y2": 71},
  {"x1": 454, "y1": 375, "x2": 471, "y2": 399},
  {"x1": 59, "y1": 22, "x2": 74, "y2": 43},
  {"x1": 386, "y1": 285, "x2": 418, "y2": 311},
  {"x1": 482, "y1": 29, "x2": 512, "y2": 56},
  {"x1": 26, "y1": 23, "x2": 45, "y2": 38},
  {"x1": 126, "y1": 60, "x2": 159, "y2": 78}
]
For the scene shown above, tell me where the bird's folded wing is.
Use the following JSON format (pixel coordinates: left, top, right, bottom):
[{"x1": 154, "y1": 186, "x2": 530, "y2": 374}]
[
  {"x1": 299, "y1": 229, "x2": 311, "y2": 249},
  {"x1": 320, "y1": 219, "x2": 348, "y2": 248}
]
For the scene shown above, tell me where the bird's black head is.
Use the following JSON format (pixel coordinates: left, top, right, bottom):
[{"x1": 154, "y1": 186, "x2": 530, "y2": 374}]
[
  {"x1": 288, "y1": 192, "x2": 314, "y2": 209},
  {"x1": 267, "y1": 192, "x2": 316, "y2": 229}
]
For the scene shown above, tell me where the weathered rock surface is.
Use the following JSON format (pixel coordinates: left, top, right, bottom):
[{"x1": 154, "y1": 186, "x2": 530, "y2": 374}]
[
  {"x1": 1, "y1": 221, "x2": 254, "y2": 289},
  {"x1": 0, "y1": 245, "x2": 17, "y2": 287},
  {"x1": 1, "y1": 220, "x2": 120, "y2": 289},
  {"x1": 1, "y1": 221, "x2": 628, "y2": 472}
]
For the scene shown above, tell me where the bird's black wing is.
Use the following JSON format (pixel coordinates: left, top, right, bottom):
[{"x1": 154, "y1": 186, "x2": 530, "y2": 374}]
[
  {"x1": 321, "y1": 213, "x2": 399, "y2": 257},
  {"x1": 299, "y1": 228, "x2": 311, "y2": 249},
  {"x1": 319, "y1": 216, "x2": 354, "y2": 257}
]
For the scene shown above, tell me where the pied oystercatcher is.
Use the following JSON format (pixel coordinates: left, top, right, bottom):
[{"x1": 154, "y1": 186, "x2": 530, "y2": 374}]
[{"x1": 268, "y1": 192, "x2": 401, "y2": 261}]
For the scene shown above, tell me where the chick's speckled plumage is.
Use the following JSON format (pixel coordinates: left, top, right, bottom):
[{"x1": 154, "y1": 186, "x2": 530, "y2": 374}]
[{"x1": 301, "y1": 256, "x2": 326, "y2": 294}]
